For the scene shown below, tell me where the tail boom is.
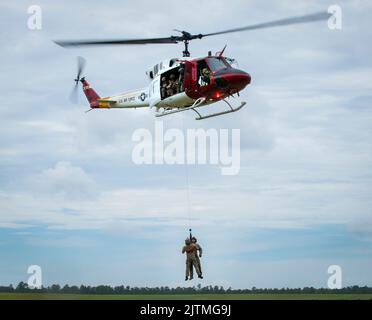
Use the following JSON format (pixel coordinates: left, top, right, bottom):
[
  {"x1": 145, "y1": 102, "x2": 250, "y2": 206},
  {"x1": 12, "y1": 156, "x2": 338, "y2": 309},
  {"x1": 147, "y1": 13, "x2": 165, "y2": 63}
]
[{"x1": 81, "y1": 79, "x2": 149, "y2": 110}]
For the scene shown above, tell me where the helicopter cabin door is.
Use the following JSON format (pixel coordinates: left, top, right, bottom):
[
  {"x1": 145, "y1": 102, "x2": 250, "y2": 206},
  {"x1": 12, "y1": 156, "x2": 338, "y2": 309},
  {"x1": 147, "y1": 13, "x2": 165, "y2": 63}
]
[{"x1": 183, "y1": 60, "x2": 198, "y2": 99}]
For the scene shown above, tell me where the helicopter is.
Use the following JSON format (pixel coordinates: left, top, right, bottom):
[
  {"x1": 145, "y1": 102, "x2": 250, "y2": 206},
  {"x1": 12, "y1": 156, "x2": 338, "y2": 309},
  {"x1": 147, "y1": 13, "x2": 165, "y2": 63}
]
[{"x1": 55, "y1": 11, "x2": 331, "y2": 120}]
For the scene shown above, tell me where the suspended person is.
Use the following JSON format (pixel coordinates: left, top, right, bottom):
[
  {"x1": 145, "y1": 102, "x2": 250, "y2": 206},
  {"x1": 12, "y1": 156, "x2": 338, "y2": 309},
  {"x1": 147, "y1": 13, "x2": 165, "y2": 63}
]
[
  {"x1": 182, "y1": 238, "x2": 203, "y2": 280},
  {"x1": 182, "y1": 238, "x2": 194, "y2": 281},
  {"x1": 191, "y1": 236, "x2": 203, "y2": 277}
]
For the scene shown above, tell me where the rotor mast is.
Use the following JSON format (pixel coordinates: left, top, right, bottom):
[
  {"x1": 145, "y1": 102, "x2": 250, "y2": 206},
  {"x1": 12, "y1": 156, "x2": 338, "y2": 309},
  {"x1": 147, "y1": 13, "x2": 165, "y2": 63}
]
[
  {"x1": 173, "y1": 30, "x2": 202, "y2": 57},
  {"x1": 183, "y1": 39, "x2": 190, "y2": 57}
]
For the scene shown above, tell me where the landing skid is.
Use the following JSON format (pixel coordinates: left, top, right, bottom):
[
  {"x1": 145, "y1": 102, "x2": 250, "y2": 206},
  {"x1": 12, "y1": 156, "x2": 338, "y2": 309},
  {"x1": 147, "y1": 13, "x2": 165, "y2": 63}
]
[
  {"x1": 194, "y1": 100, "x2": 246, "y2": 120},
  {"x1": 155, "y1": 98, "x2": 246, "y2": 120}
]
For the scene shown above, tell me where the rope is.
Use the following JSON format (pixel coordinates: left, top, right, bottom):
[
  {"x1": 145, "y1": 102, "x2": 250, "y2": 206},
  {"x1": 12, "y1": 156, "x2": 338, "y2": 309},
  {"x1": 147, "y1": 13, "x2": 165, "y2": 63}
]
[{"x1": 181, "y1": 116, "x2": 192, "y2": 233}]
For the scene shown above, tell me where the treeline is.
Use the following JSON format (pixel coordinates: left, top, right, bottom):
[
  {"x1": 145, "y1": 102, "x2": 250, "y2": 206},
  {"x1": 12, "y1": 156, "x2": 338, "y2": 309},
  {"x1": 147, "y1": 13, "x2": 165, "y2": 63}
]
[{"x1": 1, "y1": 283, "x2": 372, "y2": 295}]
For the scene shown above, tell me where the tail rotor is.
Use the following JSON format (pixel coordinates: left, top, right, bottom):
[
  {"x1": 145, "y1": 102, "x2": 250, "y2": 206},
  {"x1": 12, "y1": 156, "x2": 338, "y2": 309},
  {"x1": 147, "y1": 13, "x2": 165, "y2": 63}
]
[{"x1": 69, "y1": 56, "x2": 86, "y2": 104}]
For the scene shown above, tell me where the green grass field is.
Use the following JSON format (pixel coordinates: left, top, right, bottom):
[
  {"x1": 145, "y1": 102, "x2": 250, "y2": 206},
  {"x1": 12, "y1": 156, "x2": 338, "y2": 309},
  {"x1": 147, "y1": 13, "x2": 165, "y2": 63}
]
[{"x1": 1, "y1": 293, "x2": 371, "y2": 300}]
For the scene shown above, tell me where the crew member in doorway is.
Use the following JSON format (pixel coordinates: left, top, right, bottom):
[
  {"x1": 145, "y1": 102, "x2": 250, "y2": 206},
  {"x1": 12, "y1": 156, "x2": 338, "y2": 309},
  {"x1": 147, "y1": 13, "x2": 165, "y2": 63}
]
[
  {"x1": 171, "y1": 73, "x2": 180, "y2": 94},
  {"x1": 178, "y1": 66, "x2": 184, "y2": 92},
  {"x1": 161, "y1": 76, "x2": 168, "y2": 98},
  {"x1": 201, "y1": 67, "x2": 211, "y2": 85},
  {"x1": 167, "y1": 74, "x2": 176, "y2": 97}
]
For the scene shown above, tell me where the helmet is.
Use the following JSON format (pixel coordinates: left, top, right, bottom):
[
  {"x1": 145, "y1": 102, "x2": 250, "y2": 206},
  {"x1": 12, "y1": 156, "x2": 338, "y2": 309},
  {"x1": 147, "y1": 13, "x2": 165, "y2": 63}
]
[
  {"x1": 170, "y1": 74, "x2": 175, "y2": 80},
  {"x1": 185, "y1": 239, "x2": 191, "y2": 245},
  {"x1": 161, "y1": 77, "x2": 167, "y2": 82},
  {"x1": 191, "y1": 237, "x2": 197, "y2": 243}
]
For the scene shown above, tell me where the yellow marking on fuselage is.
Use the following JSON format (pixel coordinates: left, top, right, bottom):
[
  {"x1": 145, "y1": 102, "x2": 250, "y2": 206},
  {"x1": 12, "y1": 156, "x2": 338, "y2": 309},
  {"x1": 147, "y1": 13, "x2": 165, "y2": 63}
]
[{"x1": 98, "y1": 102, "x2": 111, "y2": 108}]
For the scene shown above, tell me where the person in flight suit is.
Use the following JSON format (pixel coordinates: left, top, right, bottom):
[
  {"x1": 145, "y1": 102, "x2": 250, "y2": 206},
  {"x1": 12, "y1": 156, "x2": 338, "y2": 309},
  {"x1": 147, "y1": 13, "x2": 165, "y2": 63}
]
[
  {"x1": 178, "y1": 66, "x2": 184, "y2": 92},
  {"x1": 182, "y1": 238, "x2": 203, "y2": 280},
  {"x1": 172, "y1": 73, "x2": 180, "y2": 94},
  {"x1": 191, "y1": 236, "x2": 203, "y2": 276},
  {"x1": 167, "y1": 74, "x2": 176, "y2": 97},
  {"x1": 161, "y1": 76, "x2": 168, "y2": 98},
  {"x1": 201, "y1": 67, "x2": 211, "y2": 85}
]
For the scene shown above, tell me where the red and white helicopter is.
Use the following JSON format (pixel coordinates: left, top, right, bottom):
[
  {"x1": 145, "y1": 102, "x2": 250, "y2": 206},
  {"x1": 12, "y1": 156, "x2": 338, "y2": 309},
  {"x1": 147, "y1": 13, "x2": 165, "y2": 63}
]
[{"x1": 55, "y1": 11, "x2": 330, "y2": 120}]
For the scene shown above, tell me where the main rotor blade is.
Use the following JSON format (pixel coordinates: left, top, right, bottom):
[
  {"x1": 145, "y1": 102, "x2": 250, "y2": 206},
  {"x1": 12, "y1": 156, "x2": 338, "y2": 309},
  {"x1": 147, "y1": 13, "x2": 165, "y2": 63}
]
[
  {"x1": 202, "y1": 11, "x2": 331, "y2": 37},
  {"x1": 54, "y1": 11, "x2": 331, "y2": 51},
  {"x1": 55, "y1": 37, "x2": 179, "y2": 47}
]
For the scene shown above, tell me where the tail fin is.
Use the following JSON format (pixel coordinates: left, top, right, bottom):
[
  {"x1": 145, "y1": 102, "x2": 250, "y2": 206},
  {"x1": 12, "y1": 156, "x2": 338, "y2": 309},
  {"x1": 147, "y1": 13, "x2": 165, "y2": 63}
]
[{"x1": 81, "y1": 78, "x2": 100, "y2": 108}]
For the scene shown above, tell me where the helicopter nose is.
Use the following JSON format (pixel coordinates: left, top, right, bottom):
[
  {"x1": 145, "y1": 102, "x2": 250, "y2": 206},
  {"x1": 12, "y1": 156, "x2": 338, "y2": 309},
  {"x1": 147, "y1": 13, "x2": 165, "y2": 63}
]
[
  {"x1": 229, "y1": 71, "x2": 251, "y2": 89},
  {"x1": 214, "y1": 69, "x2": 251, "y2": 91}
]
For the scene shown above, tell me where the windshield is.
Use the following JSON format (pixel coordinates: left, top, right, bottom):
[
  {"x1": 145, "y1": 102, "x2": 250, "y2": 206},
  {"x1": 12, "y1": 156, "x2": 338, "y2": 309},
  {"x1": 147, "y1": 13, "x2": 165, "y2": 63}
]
[
  {"x1": 225, "y1": 57, "x2": 238, "y2": 68},
  {"x1": 206, "y1": 57, "x2": 228, "y2": 72}
]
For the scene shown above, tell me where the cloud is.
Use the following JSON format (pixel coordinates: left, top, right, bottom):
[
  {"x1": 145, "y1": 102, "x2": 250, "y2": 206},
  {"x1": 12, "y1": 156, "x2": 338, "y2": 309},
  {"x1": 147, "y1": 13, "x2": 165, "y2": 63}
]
[
  {"x1": 24, "y1": 161, "x2": 98, "y2": 200},
  {"x1": 0, "y1": 159, "x2": 371, "y2": 236}
]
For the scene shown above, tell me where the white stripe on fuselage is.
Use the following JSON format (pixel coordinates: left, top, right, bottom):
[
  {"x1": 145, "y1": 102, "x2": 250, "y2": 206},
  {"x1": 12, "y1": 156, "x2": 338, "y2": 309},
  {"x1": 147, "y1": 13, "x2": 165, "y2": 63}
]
[{"x1": 103, "y1": 87, "x2": 149, "y2": 108}]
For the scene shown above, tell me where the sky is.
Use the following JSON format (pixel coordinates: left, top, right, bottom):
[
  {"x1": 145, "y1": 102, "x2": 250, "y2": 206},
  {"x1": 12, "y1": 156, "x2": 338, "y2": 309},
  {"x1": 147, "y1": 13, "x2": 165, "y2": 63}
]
[{"x1": 0, "y1": 0, "x2": 372, "y2": 289}]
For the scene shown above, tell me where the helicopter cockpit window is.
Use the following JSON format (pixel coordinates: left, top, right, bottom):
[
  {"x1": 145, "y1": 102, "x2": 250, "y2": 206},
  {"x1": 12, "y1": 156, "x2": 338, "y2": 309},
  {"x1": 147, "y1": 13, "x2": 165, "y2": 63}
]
[
  {"x1": 206, "y1": 57, "x2": 228, "y2": 72},
  {"x1": 169, "y1": 59, "x2": 177, "y2": 67},
  {"x1": 225, "y1": 57, "x2": 238, "y2": 68}
]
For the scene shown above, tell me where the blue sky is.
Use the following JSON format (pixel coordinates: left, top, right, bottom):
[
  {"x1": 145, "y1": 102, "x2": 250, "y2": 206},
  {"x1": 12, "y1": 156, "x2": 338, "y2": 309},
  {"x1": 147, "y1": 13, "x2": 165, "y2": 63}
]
[{"x1": 0, "y1": 0, "x2": 372, "y2": 288}]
